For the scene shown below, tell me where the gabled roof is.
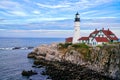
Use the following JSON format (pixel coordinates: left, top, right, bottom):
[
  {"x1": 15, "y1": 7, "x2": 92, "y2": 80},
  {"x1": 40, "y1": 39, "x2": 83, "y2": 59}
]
[
  {"x1": 89, "y1": 30, "x2": 99, "y2": 37},
  {"x1": 78, "y1": 37, "x2": 89, "y2": 40},
  {"x1": 89, "y1": 29, "x2": 118, "y2": 41},
  {"x1": 65, "y1": 28, "x2": 118, "y2": 43},
  {"x1": 65, "y1": 37, "x2": 73, "y2": 43},
  {"x1": 95, "y1": 37, "x2": 109, "y2": 42},
  {"x1": 102, "y1": 29, "x2": 118, "y2": 40}
]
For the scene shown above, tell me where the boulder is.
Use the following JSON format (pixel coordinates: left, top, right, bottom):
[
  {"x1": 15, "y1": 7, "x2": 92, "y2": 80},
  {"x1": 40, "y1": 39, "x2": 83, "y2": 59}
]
[
  {"x1": 27, "y1": 52, "x2": 36, "y2": 58},
  {"x1": 21, "y1": 70, "x2": 37, "y2": 76},
  {"x1": 28, "y1": 43, "x2": 120, "y2": 79}
]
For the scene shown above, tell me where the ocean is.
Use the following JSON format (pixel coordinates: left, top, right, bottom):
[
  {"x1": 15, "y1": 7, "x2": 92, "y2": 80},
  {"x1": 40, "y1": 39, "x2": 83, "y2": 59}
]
[{"x1": 0, "y1": 37, "x2": 65, "y2": 80}]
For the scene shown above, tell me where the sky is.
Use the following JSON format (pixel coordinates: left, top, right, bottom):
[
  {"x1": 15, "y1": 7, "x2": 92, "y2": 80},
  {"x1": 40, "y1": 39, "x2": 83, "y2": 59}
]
[{"x1": 0, "y1": 0, "x2": 120, "y2": 38}]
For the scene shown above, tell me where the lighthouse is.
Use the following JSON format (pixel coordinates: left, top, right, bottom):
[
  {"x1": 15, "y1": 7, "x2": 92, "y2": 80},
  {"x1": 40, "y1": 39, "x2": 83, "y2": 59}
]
[{"x1": 72, "y1": 12, "x2": 80, "y2": 43}]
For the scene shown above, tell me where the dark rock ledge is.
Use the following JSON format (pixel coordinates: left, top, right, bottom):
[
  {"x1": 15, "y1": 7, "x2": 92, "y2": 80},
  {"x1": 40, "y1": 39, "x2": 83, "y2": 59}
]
[
  {"x1": 33, "y1": 59, "x2": 114, "y2": 80},
  {"x1": 22, "y1": 70, "x2": 37, "y2": 76},
  {"x1": 23, "y1": 43, "x2": 120, "y2": 80}
]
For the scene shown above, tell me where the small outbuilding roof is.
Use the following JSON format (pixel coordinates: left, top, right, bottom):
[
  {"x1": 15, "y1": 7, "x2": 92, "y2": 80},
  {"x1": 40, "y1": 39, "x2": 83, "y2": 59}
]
[
  {"x1": 65, "y1": 37, "x2": 73, "y2": 43},
  {"x1": 78, "y1": 37, "x2": 89, "y2": 40}
]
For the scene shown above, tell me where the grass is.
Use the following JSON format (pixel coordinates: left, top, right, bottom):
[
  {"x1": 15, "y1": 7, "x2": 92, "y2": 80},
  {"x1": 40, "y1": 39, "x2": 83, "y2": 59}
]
[
  {"x1": 58, "y1": 43, "x2": 90, "y2": 60},
  {"x1": 72, "y1": 43, "x2": 89, "y2": 49},
  {"x1": 58, "y1": 43, "x2": 72, "y2": 49},
  {"x1": 96, "y1": 45, "x2": 102, "y2": 48}
]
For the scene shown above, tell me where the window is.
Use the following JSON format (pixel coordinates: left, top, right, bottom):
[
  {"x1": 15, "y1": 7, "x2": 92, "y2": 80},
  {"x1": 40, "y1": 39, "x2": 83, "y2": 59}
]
[
  {"x1": 110, "y1": 35, "x2": 114, "y2": 37},
  {"x1": 111, "y1": 40, "x2": 113, "y2": 42},
  {"x1": 92, "y1": 34, "x2": 95, "y2": 37},
  {"x1": 98, "y1": 35, "x2": 100, "y2": 37},
  {"x1": 93, "y1": 42, "x2": 96, "y2": 45}
]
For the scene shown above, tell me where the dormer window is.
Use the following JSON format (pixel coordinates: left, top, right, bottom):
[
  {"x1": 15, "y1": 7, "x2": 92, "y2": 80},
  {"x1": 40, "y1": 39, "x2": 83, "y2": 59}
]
[
  {"x1": 92, "y1": 34, "x2": 95, "y2": 37},
  {"x1": 110, "y1": 34, "x2": 115, "y2": 37},
  {"x1": 100, "y1": 30, "x2": 102, "y2": 33}
]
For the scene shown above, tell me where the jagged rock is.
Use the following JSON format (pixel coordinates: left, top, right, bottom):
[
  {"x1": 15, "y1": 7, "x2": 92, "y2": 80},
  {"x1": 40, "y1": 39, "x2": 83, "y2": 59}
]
[
  {"x1": 31, "y1": 43, "x2": 61, "y2": 61},
  {"x1": 27, "y1": 52, "x2": 36, "y2": 58},
  {"x1": 12, "y1": 47, "x2": 21, "y2": 50},
  {"x1": 28, "y1": 43, "x2": 120, "y2": 79},
  {"x1": 64, "y1": 50, "x2": 84, "y2": 64},
  {"x1": 21, "y1": 70, "x2": 37, "y2": 76},
  {"x1": 27, "y1": 47, "x2": 34, "y2": 49}
]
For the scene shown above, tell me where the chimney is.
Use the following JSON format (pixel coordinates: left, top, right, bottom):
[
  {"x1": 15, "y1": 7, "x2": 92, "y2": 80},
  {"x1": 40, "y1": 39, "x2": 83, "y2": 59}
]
[
  {"x1": 102, "y1": 28, "x2": 104, "y2": 30},
  {"x1": 95, "y1": 28, "x2": 97, "y2": 31},
  {"x1": 108, "y1": 28, "x2": 109, "y2": 31}
]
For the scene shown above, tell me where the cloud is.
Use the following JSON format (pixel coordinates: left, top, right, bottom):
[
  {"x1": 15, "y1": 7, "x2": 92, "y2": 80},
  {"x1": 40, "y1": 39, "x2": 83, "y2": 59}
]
[
  {"x1": 0, "y1": 29, "x2": 73, "y2": 38},
  {"x1": 8, "y1": 11, "x2": 27, "y2": 16},
  {"x1": 32, "y1": 10, "x2": 41, "y2": 14},
  {"x1": 0, "y1": 0, "x2": 23, "y2": 11},
  {"x1": 81, "y1": 18, "x2": 120, "y2": 23},
  {"x1": 23, "y1": 0, "x2": 30, "y2": 3},
  {"x1": 0, "y1": 11, "x2": 11, "y2": 17},
  {"x1": 0, "y1": 0, "x2": 28, "y2": 17},
  {"x1": 0, "y1": 29, "x2": 119, "y2": 38},
  {"x1": 0, "y1": 19, "x2": 6, "y2": 21},
  {"x1": 0, "y1": 0, "x2": 119, "y2": 38},
  {"x1": 0, "y1": 29, "x2": 6, "y2": 31},
  {"x1": 51, "y1": 0, "x2": 113, "y2": 11},
  {"x1": 81, "y1": 23, "x2": 120, "y2": 30},
  {"x1": 36, "y1": 3, "x2": 70, "y2": 9},
  {"x1": 0, "y1": 17, "x2": 120, "y2": 31},
  {"x1": 26, "y1": 17, "x2": 69, "y2": 22},
  {"x1": 82, "y1": 11, "x2": 98, "y2": 15}
]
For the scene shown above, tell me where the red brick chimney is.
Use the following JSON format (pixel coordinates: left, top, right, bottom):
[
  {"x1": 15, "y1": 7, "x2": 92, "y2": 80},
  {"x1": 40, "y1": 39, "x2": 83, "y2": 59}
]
[
  {"x1": 95, "y1": 28, "x2": 97, "y2": 31},
  {"x1": 102, "y1": 28, "x2": 104, "y2": 30}
]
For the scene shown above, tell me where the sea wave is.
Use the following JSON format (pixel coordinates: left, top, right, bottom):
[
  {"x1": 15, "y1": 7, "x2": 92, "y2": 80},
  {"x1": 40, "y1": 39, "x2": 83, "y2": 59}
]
[{"x1": 0, "y1": 47, "x2": 34, "y2": 50}]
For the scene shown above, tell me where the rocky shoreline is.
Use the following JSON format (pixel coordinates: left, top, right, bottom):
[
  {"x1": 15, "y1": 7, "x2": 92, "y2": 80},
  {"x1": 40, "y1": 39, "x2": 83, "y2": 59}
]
[
  {"x1": 25, "y1": 43, "x2": 120, "y2": 80},
  {"x1": 33, "y1": 59, "x2": 114, "y2": 80}
]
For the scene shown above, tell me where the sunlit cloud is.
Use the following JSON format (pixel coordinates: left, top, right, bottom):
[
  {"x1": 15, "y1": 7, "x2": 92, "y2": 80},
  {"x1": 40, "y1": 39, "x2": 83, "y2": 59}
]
[
  {"x1": 0, "y1": 29, "x2": 119, "y2": 38},
  {"x1": 32, "y1": 10, "x2": 41, "y2": 15},
  {"x1": 8, "y1": 11, "x2": 27, "y2": 16},
  {"x1": 81, "y1": 11, "x2": 98, "y2": 15},
  {"x1": 0, "y1": 1, "x2": 21, "y2": 10},
  {"x1": 26, "y1": 17, "x2": 69, "y2": 22},
  {"x1": 0, "y1": 29, "x2": 73, "y2": 38},
  {"x1": 0, "y1": 0, "x2": 119, "y2": 38},
  {"x1": 0, "y1": 29, "x2": 6, "y2": 31},
  {"x1": 36, "y1": 3, "x2": 70, "y2": 9},
  {"x1": 0, "y1": 18, "x2": 6, "y2": 21}
]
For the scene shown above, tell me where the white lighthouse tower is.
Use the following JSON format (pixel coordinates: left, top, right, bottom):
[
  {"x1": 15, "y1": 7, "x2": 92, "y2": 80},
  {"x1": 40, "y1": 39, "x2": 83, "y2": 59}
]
[{"x1": 72, "y1": 12, "x2": 80, "y2": 44}]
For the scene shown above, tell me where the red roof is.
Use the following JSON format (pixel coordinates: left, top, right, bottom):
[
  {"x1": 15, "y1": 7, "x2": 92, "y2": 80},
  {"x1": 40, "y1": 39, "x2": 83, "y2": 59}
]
[
  {"x1": 65, "y1": 37, "x2": 73, "y2": 43},
  {"x1": 89, "y1": 30, "x2": 99, "y2": 37},
  {"x1": 95, "y1": 37, "x2": 109, "y2": 42},
  {"x1": 65, "y1": 29, "x2": 118, "y2": 43},
  {"x1": 78, "y1": 37, "x2": 89, "y2": 40},
  {"x1": 89, "y1": 29, "x2": 118, "y2": 41},
  {"x1": 102, "y1": 30, "x2": 118, "y2": 40}
]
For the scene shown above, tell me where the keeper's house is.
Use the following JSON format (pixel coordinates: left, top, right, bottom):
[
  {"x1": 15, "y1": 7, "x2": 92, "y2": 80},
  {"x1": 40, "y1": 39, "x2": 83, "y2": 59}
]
[{"x1": 66, "y1": 28, "x2": 119, "y2": 46}]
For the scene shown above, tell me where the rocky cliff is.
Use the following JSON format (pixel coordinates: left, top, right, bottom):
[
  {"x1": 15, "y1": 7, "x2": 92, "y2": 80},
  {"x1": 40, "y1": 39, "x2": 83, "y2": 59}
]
[{"x1": 28, "y1": 43, "x2": 120, "y2": 79}]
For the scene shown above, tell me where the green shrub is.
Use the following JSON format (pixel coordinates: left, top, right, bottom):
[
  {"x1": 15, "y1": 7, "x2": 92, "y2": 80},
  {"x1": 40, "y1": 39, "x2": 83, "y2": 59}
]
[
  {"x1": 58, "y1": 43, "x2": 89, "y2": 49},
  {"x1": 96, "y1": 45, "x2": 102, "y2": 48},
  {"x1": 72, "y1": 43, "x2": 89, "y2": 49},
  {"x1": 58, "y1": 43, "x2": 72, "y2": 48},
  {"x1": 108, "y1": 42, "x2": 113, "y2": 44}
]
